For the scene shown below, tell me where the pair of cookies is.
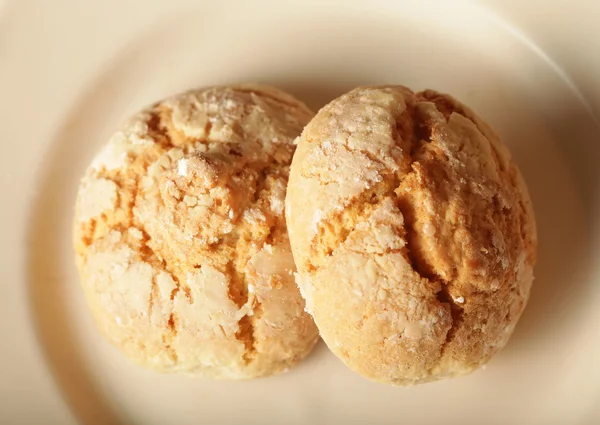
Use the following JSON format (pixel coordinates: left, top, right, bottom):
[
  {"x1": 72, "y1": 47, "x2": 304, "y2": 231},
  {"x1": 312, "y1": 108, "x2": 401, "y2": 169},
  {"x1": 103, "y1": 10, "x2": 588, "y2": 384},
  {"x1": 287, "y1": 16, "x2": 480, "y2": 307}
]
[{"x1": 74, "y1": 84, "x2": 536, "y2": 384}]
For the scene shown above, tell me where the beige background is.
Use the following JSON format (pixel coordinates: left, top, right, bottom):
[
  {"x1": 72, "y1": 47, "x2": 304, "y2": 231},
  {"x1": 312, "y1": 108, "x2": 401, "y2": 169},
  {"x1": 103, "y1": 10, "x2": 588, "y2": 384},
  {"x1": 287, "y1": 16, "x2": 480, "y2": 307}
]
[{"x1": 1, "y1": 0, "x2": 599, "y2": 423}]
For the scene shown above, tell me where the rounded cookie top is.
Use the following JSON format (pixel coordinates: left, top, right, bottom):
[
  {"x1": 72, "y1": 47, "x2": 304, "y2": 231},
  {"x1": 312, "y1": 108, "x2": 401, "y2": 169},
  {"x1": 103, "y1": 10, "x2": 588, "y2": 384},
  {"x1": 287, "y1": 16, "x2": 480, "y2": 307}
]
[
  {"x1": 74, "y1": 85, "x2": 318, "y2": 378},
  {"x1": 286, "y1": 85, "x2": 537, "y2": 385}
]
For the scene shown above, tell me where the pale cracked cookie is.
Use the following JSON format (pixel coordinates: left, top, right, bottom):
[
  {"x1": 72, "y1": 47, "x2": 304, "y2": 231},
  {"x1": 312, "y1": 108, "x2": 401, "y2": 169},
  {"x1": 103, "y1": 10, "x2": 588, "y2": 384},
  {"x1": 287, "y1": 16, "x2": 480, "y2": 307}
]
[
  {"x1": 74, "y1": 85, "x2": 319, "y2": 378},
  {"x1": 286, "y1": 86, "x2": 537, "y2": 385}
]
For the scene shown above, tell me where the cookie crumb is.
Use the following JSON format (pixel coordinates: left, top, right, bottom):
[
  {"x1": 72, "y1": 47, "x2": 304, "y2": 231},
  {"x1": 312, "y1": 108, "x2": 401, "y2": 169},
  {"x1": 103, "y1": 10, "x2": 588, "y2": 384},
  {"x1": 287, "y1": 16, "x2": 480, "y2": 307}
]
[
  {"x1": 177, "y1": 158, "x2": 188, "y2": 176},
  {"x1": 453, "y1": 296, "x2": 465, "y2": 304}
]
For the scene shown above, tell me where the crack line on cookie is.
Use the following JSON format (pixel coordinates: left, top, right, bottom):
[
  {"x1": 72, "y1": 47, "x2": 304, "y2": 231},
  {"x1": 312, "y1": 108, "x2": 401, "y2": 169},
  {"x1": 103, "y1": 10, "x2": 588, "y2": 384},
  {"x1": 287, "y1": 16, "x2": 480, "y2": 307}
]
[
  {"x1": 307, "y1": 175, "x2": 398, "y2": 270},
  {"x1": 399, "y1": 97, "x2": 468, "y2": 371},
  {"x1": 226, "y1": 257, "x2": 257, "y2": 362},
  {"x1": 147, "y1": 110, "x2": 176, "y2": 149}
]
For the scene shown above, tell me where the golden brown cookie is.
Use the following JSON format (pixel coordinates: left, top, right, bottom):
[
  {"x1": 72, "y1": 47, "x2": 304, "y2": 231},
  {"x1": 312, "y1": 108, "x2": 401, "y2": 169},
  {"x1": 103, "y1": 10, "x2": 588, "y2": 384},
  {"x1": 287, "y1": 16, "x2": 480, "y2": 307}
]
[
  {"x1": 286, "y1": 86, "x2": 537, "y2": 385},
  {"x1": 74, "y1": 85, "x2": 319, "y2": 378}
]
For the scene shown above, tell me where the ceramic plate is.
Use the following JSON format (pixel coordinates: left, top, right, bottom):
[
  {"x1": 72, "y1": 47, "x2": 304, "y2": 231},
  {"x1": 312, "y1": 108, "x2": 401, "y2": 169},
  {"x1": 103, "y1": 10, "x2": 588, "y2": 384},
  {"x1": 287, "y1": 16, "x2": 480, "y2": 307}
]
[{"x1": 1, "y1": 0, "x2": 599, "y2": 423}]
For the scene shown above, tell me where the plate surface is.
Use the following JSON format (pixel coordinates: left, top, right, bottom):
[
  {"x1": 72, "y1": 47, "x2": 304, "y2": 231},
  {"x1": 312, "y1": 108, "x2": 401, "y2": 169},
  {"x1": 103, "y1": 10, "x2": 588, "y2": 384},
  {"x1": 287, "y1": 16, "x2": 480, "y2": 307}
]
[{"x1": 1, "y1": 0, "x2": 599, "y2": 424}]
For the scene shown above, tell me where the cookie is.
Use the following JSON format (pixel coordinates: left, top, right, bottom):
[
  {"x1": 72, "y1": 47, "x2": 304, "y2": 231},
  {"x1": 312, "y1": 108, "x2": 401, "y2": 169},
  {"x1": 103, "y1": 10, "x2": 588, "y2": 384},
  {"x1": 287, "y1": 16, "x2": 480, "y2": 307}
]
[
  {"x1": 74, "y1": 85, "x2": 319, "y2": 378},
  {"x1": 286, "y1": 86, "x2": 537, "y2": 385}
]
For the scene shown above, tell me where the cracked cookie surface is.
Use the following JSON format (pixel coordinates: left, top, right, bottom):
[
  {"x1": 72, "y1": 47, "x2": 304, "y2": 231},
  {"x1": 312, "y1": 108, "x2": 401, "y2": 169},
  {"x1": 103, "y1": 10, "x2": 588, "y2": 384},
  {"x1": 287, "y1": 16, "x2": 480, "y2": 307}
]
[
  {"x1": 74, "y1": 85, "x2": 319, "y2": 378},
  {"x1": 286, "y1": 86, "x2": 537, "y2": 385}
]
